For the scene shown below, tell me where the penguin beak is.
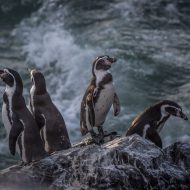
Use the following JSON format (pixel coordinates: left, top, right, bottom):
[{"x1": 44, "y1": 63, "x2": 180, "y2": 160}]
[
  {"x1": 179, "y1": 111, "x2": 188, "y2": 120},
  {"x1": 0, "y1": 69, "x2": 4, "y2": 75},
  {"x1": 28, "y1": 68, "x2": 36, "y2": 79},
  {"x1": 104, "y1": 57, "x2": 117, "y2": 69},
  {"x1": 28, "y1": 68, "x2": 33, "y2": 76},
  {"x1": 107, "y1": 57, "x2": 117, "y2": 64},
  {"x1": 0, "y1": 69, "x2": 5, "y2": 79}
]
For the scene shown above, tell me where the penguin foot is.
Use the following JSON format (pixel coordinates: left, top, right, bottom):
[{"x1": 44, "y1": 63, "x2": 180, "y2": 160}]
[
  {"x1": 97, "y1": 126, "x2": 104, "y2": 144},
  {"x1": 92, "y1": 136, "x2": 104, "y2": 145},
  {"x1": 19, "y1": 161, "x2": 28, "y2": 167},
  {"x1": 89, "y1": 129, "x2": 104, "y2": 145}
]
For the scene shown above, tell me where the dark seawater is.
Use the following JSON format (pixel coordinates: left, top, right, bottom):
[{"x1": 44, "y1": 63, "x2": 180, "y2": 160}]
[{"x1": 0, "y1": 0, "x2": 190, "y2": 169}]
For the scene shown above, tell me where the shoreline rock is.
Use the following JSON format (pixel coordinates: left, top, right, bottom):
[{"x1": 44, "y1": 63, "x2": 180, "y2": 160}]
[{"x1": 0, "y1": 135, "x2": 190, "y2": 190}]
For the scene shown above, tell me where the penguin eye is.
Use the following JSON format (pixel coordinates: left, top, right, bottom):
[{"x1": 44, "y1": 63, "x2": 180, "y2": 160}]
[
  {"x1": 95, "y1": 59, "x2": 104, "y2": 70},
  {"x1": 165, "y1": 107, "x2": 181, "y2": 116},
  {"x1": 98, "y1": 59, "x2": 104, "y2": 65},
  {"x1": 3, "y1": 74, "x2": 14, "y2": 87},
  {"x1": 165, "y1": 107, "x2": 175, "y2": 114}
]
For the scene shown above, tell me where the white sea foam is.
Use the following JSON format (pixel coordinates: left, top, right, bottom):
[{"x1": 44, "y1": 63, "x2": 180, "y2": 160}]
[{"x1": 12, "y1": 11, "x2": 101, "y2": 142}]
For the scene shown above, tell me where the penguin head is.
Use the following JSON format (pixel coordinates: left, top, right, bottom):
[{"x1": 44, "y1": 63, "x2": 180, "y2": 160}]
[
  {"x1": 0, "y1": 68, "x2": 23, "y2": 92},
  {"x1": 29, "y1": 69, "x2": 47, "y2": 95},
  {"x1": 160, "y1": 100, "x2": 188, "y2": 120},
  {"x1": 92, "y1": 55, "x2": 116, "y2": 76}
]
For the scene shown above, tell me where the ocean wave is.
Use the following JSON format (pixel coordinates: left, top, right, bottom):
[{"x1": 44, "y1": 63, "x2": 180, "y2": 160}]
[
  {"x1": 12, "y1": 7, "x2": 101, "y2": 141},
  {"x1": 0, "y1": 0, "x2": 42, "y2": 13}
]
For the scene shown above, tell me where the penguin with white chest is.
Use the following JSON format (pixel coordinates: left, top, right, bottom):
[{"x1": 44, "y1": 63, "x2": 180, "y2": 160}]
[
  {"x1": 29, "y1": 69, "x2": 71, "y2": 153},
  {"x1": 0, "y1": 68, "x2": 47, "y2": 163},
  {"x1": 126, "y1": 100, "x2": 188, "y2": 148},
  {"x1": 80, "y1": 55, "x2": 120, "y2": 144}
]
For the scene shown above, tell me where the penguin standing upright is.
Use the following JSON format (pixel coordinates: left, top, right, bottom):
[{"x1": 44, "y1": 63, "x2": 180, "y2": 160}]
[
  {"x1": 80, "y1": 55, "x2": 120, "y2": 144},
  {"x1": 29, "y1": 69, "x2": 71, "y2": 153},
  {"x1": 126, "y1": 100, "x2": 188, "y2": 148},
  {"x1": 0, "y1": 68, "x2": 47, "y2": 163}
]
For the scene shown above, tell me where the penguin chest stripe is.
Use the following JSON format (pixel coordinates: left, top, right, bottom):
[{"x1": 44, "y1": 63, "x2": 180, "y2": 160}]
[
  {"x1": 21, "y1": 132, "x2": 26, "y2": 163},
  {"x1": 142, "y1": 124, "x2": 150, "y2": 138},
  {"x1": 19, "y1": 119, "x2": 27, "y2": 163},
  {"x1": 5, "y1": 85, "x2": 16, "y2": 123},
  {"x1": 157, "y1": 122, "x2": 165, "y2": 133},
  {"x1": 2, "y1": 103, "x2": 12, "y2": 135},
  {"x1": 30, "y1": 85, "x2": 35, "y2": 113},
  {"x1": 6, "y1": 90, "x2": 14, "y2": 123},
  {"x1": 85, "y1": 105, "x2": 93, "y2": 130},
  {"x1": 40, "y1": 114, "x2": 49, "y2": 152}
]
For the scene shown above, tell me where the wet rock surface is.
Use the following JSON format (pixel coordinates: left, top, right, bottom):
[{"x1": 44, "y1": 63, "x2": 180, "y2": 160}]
[{"x1": 0, "y1": 135, "x2": 190, "y2": 190}]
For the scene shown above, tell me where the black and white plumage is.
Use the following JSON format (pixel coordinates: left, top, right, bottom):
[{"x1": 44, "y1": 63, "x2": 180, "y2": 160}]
[
  {"x1": 126, "y1": 100, "x2": 188, "y2": 148},
  {"x1": 0, "y1": 68, "x2": 47, "y2": 163},
  {"x1": 80, "y1": 55, "x2": 120, "y2": 144},
  {"x1": 29, "y1": 69, "x2": 71, "y2": 153}
]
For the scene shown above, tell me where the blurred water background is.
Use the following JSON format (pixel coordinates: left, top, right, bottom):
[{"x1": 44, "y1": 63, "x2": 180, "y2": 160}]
[{"x1": 0, "y1": 0, "x2": 190, "y2": 169}]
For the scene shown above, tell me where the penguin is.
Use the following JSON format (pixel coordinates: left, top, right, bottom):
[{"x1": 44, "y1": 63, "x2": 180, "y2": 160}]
[
  {"x1": 0, "y1": 68, "x2": 47, "y2": 163},
  {"x1": 29, "y1": 69, "x2": 71, "y2": 153},
  {"x1": 126, "y1": 100, "x2": 188, "y2": 148},
  {"x1": 80, "y1": 55, "x2": 120, "y2": 144}
]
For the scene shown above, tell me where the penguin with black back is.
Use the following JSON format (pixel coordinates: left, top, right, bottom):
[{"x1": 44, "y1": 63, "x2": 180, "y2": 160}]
[
  {"x1": 80, "y1": 55, "x2": 120, "y2": 144},
  {"x1": 126, "y1": 100, "x2": 188, "y2": 148},
  {"x1": 0, "y1": 68, "x2": 47, "y2": 163},
  {"x1": 29, "y1": 69, "x2": 71, "y2": 153}
]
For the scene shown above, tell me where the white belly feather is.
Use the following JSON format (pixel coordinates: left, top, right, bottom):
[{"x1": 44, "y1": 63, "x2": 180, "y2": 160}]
[
  {"x1": 30, "y1": 85, "x2": 35, "y2": 113},
  {"x1": 2, "y1": 103, "x2": 12, "y2": 136},
  {"x1": 94, "y1": 83, "x2": 114, "y2": 126}
]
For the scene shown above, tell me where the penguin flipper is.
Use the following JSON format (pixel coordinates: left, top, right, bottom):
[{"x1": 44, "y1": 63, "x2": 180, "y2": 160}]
[
  {"x1": 35, "y1": 110, "x2": 45, "y2": 130},
  {"x1": 147, "y1": 129, "x2": 162, "y2": 148},
  {"x1": 9, "y1": 114, "x2": 24, "y2": 155},
  {"x1": 80, "y1": 85, "x2": 96, "y2": 135},
  {"x1": 113, "y1": 93, "x2": 120, "y2": 116},
  {"x1": 87, "y1": 86, "x2": 97, "y2": 127}
]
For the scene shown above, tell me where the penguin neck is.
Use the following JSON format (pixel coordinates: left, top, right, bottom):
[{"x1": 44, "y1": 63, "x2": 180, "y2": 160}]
[
  {"x1": 5, "y1": 83, "x2": 22, "y2": 96},
  {"x1": 160, "y1": 105, "x2": 170, "y2": 118},
  {"x1": 94, "y1": 70, "x2": 112, "y2": 87},
  {"x1": 155, "y1": 105, "x2": 170, "y2": 131},
  {"x1": 156, "y1": 114, "x2": 170, "y2": 132},
  {"x1": 32, "y1": 83, "x2": 47, "y2": 95},
  {"x1": 4, "y1": 83, "x2": 24, "y2": 119},
  {"x1": 5, "y1": 85, "x2": 16, "y2": 97}
]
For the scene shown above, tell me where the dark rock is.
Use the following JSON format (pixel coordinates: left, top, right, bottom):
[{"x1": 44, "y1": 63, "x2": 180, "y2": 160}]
[
  {"x1": 164, "y1": 142, "x2": 190, "y2": 172},
  {"x1": 0, "y1": 135, "x2": 190, "y2": 190}
]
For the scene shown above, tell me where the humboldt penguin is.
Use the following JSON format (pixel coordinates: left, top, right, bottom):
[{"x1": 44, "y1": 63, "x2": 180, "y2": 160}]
[
  {"x1": 0, "y1": 68, "x2": 47, "y2": 163},
  {"x1": 126, "y1": 100, "x2": 188, "y2": 148},
  {"x1": 80, "y1": 55, "x2": 120, "y2": 144},
  {"x1": 29, "y1": 69, "x2": 71, "y2": 153}
]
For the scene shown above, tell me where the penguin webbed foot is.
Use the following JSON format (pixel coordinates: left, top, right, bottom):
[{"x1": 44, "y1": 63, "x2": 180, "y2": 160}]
[
  {"x1": 92, "y1": 137, "x2": 104, "y2": 145},
  {"x1": 19, "y1": 161, "x2": 28, "y2": 167},
  {"x1": 89, "y1": 129, "x2": 104, "y2": 145},
  {"x1": 90, "y1": 128, "x2": 118, "y2": 145}
]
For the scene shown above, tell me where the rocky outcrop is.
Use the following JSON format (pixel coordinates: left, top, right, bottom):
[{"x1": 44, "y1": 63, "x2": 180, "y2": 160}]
[{"x1": 0, "y1": 135, "x2": 190, "y2": 190}]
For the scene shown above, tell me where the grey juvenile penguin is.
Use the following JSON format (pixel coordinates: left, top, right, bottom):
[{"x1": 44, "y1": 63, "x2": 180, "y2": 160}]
[
  {"x1": 126, "y1": 100, "x2": 188, "y2": 148},
  {"x1": 29, "y1": 69, "x2": 71, "y2": 153},
  {"x1": 0, "y1": 68, "x2": 47, "y2": 163},
  {"x1": 80, "y1": 55, "x2": 120, "y2": 144}
]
